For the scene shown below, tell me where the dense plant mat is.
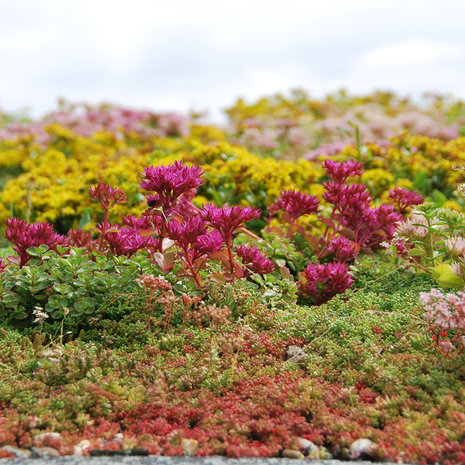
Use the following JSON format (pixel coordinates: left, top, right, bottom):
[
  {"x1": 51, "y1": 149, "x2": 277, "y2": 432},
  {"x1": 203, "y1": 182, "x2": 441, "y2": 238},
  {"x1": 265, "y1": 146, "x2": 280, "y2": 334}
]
[
  {"x1": 1, "y1": 92, "x2": 465, "y2": 463},
  {"x1": 0, "y1": 265, "x2": 464, "y2": 463}
]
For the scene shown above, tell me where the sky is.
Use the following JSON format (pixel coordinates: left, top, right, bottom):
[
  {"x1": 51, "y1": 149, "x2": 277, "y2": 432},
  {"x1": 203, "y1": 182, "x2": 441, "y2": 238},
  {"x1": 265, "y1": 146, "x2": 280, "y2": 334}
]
[{"x1": 0, "y1": 0, "x2": 464, "y2": 121}]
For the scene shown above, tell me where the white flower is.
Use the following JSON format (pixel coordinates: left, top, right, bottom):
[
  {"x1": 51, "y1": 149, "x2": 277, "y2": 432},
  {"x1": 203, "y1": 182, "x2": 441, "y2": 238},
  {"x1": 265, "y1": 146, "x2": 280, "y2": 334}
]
[{"x1": 33, "y1": 306, "x2": 49, "y2": 324}]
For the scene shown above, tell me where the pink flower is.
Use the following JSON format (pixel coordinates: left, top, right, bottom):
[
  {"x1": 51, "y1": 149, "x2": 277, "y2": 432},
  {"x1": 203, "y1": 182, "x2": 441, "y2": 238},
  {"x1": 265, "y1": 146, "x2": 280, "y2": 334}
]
[
  {"x1": 168, "y1": 218, "x2": 224, "y2": 263},
  {"x1": 323, "y1": 182, "x2": 371, "y2": 211},
  {"x1": 420, "y1": 288, "x2": 465, "y2": 355},
  {"x1": 0, "y1": 258, "x2": 7, "y2": 273},
  {"x1": 389, "y1": 187, "x2": 424, "y2": 214},
  {"x1": 350, "y1": 204, "x2": 402, "y2": 249},
  {"x1": 68, "y1": 228, "x2": 96, "y2": 250},
  {"x1": 121, "y1": 215, "x2": 161, "y2": 231},
  {"x1": 323, "y1": 180, "x2": 401, "y2": 249},
  {"x1": 236, "y1": 245, "x2": 275, "y2": 276},
  {"x1": 167, "y1": 216, "x2": 207, "y2": 252},
  {"x1": 88, "y1": 182, "x2": 127, "y2": 210},
  {"x1": 171, "y1": 188, "x2": 202, "y2": 220},
  {"x1": 105, "y1": 226, "x2": 158, "y2": 256},
  {"x1": 322, "y1": 159, "x2": 364, "y2": 182},
  {"x1": 5, "y1": 218, "x2": 69, "y2": 267},
  {"x1": 268, "y1": 190, "x2": 320, "y2": 220},
  {"x1": 195, "y1": 230, "x2": 224, "y2": 256},
  {"x1": 446, "y1": 236, "x2": 465, "y2": 258},
  {"x1": 328, "y1": 236, "x2": 360, "y2": 263},
  {"x1": 298, "y1": 262, "x2": 353, "y2": 305},
  {"x1": 200, "y1": 204, "x2": 261, "y2": 245},
  {"x1": 140, "y1": 161, "x2": 203, "y2": 210}
]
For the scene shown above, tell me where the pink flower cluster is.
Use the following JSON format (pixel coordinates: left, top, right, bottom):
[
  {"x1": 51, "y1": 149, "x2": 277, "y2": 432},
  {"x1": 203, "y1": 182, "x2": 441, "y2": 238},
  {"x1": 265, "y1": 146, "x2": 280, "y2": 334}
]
[
  {"x1": 5, "y1": 218, "x2": 69, "y2": 267},
  {"x1": 322, "y1": 159, "x2": 364, "y2": 182},
  {"x1": 105, "y1": 226, "x2": 159, "y2": 257},
  {"x1": 328, "y1": 236, "x2": 359, "y2": 263},
  {"x1": 388, "y1": 187, "x2": 424, "y2": 214},
  {"x1": 235, "y1": 246, "x2": 275, "y2": 276},
  {"x1": 200, "y1": 204, "x2": 261, "y2": 246},
  {"x1": 167, "y1": 217, "x2": 223, "y2": 262},
  {"x1": 298, "y1": 262, "x2": 353, "y2": 305},
  {"x1": 323, "y1": 161, "x2": 402, "y2": 250},
  {"x1": 88, "y1": 182, "x2": 127, "y2": 210},
  {"x1": 0, "y1": 104, "x2": 190, "y2": 144},
  {"x1": 141, "y1": 162, "x2": 203, "y2": 210},
  {"x1": 268, "y1": 190, "x2": 319, "y2": 221},
  {"x1": 267, "y1": 160, "x2": 420, "y2": 305},
  {"x1": 420, "y1": 288, "x2": 465, "y2": 355}
]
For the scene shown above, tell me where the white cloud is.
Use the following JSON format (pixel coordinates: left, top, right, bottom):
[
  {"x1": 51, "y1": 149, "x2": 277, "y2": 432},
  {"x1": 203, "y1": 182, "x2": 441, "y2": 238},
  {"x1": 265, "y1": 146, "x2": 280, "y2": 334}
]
[
  {"x1": 1, "y1": 0, "x2": 465, "y2": 117},
  {"x1": 360, "y1": 40, "x2": 463, "y2": 68}
]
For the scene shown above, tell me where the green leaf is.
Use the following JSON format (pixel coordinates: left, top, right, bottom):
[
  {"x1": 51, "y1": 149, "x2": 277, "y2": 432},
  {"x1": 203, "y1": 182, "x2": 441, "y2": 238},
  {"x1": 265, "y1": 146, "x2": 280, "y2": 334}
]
[
  {"x1": 409, "y1": 247, "x2": 425, "y2": 257},
  {"x1": 51, "y1": 308, "x2": 65, "y2": 319},
  {"x1": 53, "y1": 283, "x2": 74, "y2": 295},
  {"x1": 47, "y1": 295, "x2": 69, "y2": 310},
  {"x1": 56, "y1": 245, "x2": 69, "y2": 255},
  {"x1": 30, "y1": 280, "x2": 52, "y2": 294},
  {"x1": 12, "y1": 311, "x2": 28, "y2": 320},
  {"x1": 78, "y1": 207, "x2": 92, "y2": 229},
  {"x1": 2, "y1": 290, "x2": 20, "y2": 307},
  {"x1": 437, "y1": 271, "x2": 465, "y2": 290},
  {"x1": 26, "y1": 245, "x2": 49, "y2": 257},
  {"x1": 74, "y1": 297, "x2": 96, "y2": 312},
  {"x1": 433, "y1": 264, "x2": 465, "y2": 289},
  {"x1": 432, "y1": 264, "x2": 452, "y2": 280}
]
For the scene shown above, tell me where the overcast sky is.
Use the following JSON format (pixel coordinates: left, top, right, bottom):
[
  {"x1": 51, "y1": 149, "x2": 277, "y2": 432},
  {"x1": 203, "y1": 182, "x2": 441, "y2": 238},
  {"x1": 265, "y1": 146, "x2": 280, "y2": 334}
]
[{"x1": 0, "y1": 0, "x2": 464, "y2": 120}]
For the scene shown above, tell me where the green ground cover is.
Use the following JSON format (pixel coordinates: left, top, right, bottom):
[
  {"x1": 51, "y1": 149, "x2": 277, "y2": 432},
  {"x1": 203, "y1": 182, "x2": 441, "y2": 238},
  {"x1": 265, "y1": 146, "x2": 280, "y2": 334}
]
[{"x1": 1, "y1": 93, "x2": 465, "y2": 463}]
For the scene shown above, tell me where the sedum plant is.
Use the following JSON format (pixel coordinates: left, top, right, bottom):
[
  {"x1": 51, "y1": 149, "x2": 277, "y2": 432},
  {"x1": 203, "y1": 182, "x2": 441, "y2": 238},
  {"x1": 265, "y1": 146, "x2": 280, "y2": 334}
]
[
  {"x1": 267, "y1": 159, "x2": 421, "y2": 305},
  {"x1": 393, "y1": 202, "x2": 465, "y2": 289},
  {"x1": 420, "y1": 288, "x2": 465, "y2": 356}
]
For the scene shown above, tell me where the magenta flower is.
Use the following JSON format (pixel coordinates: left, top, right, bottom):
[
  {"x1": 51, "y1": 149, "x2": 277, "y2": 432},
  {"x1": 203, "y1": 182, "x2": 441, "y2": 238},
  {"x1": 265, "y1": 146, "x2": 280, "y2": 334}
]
[
  {"x1": 0, "y1": 258, "x2": 7, "y2": 273},
  {"x1": 328, "y1": 236, "x2": 360, "y2": 263},
  {"x1": 195, "y1": 230, "x2": 224, "y2": 256},
  {"x1": 121, "y1": 214, "x2": 161, "y2": 231},
  {"x1": 167, "y1": 216, "x2": 208, "y2": 252},
  {"x1": 140, "y1": 161, "x2": 203, "y2": 210},
  {"x1": 298, "y1": 262, "x2": 353, "y2": 305},
  {"x1": 236, "y1": 245, "x2": 275, "y2": 276},
  {"x1": 389, "y1": 187, "x2": 424, "y2": 214},
  {"x1": 5, "y1": 218, "x2": 69, "y2": 267},
  {"x1": 268, "y1": 190, "x2": 320, "y2": 220},
  {"x1": 105, "y1": 226, "x2": 159, "y2": 256},
  {"x1": 167, "y1": 217, "x2": 222, "y2": 287},
  {"x1": 88, "y1": 182, "x2": 127, "y2": 210},
  {"x1": 200, "y1": 204, "x2": 261, "y2": 245},
  {"x1": 68, "y1": 228, "x2": 96, "y2": 250},
  {"x1": 323, "y1": 182, "x2": 372, "y2": 211},
  {"x1": 171, "y1": 188, "x2": 202, "y2": 220},
  {"x1": 351, "y1": 204, "x2": 402, "y2": 249},
  {"x1": 323, "y1": 159, "x2": 364, "y2": 182}
]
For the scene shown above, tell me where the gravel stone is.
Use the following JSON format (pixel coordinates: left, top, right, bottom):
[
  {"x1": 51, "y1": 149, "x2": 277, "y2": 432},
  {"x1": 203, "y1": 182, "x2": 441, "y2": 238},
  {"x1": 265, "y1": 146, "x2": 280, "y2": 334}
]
[{"x1": 0, "y1": 454, "x2": 405, "y2": 465}]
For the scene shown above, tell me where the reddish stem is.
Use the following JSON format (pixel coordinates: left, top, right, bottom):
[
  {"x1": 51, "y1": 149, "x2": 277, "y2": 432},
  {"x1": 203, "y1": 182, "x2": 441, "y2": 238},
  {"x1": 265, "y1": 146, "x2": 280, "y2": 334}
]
[
  {"x1": 98, "y1": 207, "x2": 109, "y2": 252},
  {"x1": 226, "y1": 241, "x2": 235, "y2": 273},
  {"x1": 185, "y1": 253, "x2": 203, "y2": 288}
]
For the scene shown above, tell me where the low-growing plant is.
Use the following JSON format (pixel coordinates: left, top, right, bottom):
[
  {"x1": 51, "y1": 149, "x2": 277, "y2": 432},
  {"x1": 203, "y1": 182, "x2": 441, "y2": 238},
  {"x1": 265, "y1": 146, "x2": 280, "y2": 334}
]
[
  {"x1": 267, "y1": 159, "x2": 423, "y2": 305},
  {"x1": 392, "y1": 202, "x2": 465, "y2": 289},
  {"x1": 420, "y1": 288, "x2": 465, "y2": 356},
  {"x1": 0, "y1": 247, "x2": 155, "y2": 335}
]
